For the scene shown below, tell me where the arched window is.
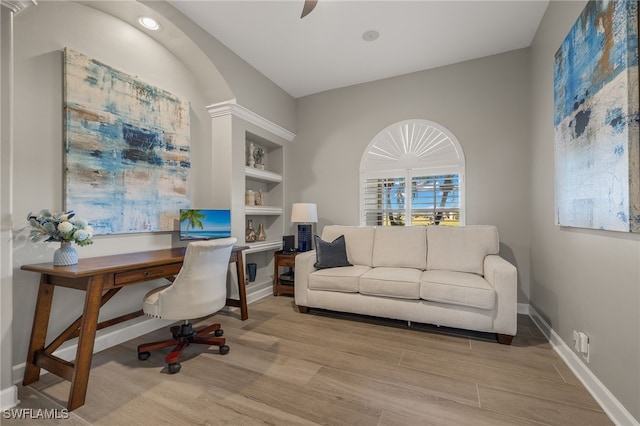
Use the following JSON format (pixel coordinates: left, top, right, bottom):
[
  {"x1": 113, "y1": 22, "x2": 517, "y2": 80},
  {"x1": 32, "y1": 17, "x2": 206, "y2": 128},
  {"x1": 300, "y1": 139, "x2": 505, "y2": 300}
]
[{"x1": 360, "y1": 119, "x2": 465, "y2": 226}]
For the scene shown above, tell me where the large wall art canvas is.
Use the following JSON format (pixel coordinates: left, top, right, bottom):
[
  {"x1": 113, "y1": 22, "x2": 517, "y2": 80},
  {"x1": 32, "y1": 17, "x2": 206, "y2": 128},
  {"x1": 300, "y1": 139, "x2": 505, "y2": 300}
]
[
  {"x1": 64, "y1": 48, "x2": 190, "y2": 234},
  {"x1": 554, "y1": 0, "x2": 640, "y2": 233}
]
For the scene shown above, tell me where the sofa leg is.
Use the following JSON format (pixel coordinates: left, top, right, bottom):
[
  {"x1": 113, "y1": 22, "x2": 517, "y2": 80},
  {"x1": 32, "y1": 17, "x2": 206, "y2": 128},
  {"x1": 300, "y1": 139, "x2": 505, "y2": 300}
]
[
  {"x1": 497, "y1": 334, "x2": 514, "y2": 345},
  {"x1": 297, "y1": 305, "x2": 309, "y2": 314}
]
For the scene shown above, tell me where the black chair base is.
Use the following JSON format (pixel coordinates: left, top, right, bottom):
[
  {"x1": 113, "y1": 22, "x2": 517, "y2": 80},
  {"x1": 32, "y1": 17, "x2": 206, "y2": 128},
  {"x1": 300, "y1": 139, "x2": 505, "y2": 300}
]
[{"x1": 137, "y1": 322, "x2": 229, "y2": 374}]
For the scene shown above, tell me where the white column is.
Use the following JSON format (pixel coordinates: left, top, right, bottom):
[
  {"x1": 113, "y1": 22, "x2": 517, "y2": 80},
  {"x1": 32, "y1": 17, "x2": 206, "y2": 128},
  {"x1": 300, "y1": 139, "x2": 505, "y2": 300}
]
[{"x1": 0, "y1": 1, "x2": 18, "y2": 410}]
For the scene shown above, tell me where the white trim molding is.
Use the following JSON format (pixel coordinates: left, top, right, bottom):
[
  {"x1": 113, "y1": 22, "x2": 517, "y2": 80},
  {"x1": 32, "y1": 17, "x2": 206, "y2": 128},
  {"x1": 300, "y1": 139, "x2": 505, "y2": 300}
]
[
  {"x1": 517, "y1": 303, "x2": 529, "y2": 315},
  {"x1": 528, "y1": 305, "x2": 639, "y2": 426},
  {"x1": 13, "y1": 316, "x2": 168, "y2": 385},
  {"x1": 12, "y1": 288, "x2": 273, "y2": 385},
  {"x1": 0, "y1": 0, "x2": 36, "y2": 14},
  {"x1": 0, "y1": 385, "x2": 19, "y2": 411},
  {"x1": 206, "y1": 99, "x2": 296, "y2": 142}
]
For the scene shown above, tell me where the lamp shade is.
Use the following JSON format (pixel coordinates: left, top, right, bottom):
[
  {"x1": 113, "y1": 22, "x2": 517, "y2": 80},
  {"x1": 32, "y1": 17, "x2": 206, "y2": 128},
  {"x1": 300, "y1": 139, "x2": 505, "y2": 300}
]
[{"x1": 291, "y1": 203, "x2": 318, "y2": 223}]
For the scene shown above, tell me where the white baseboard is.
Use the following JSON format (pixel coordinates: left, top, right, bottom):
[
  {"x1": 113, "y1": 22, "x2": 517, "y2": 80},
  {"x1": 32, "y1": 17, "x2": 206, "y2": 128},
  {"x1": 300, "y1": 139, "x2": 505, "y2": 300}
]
[
  {"x1": 528, "y1": 305, "x2": 639, "y2": 426},
  {"x1": 0, "y1": 385, "x2": 20, "y2": 410},
  {"x1": 517, "y1": 302, "x2": 529, "y2": 315},
  {"x1": 12, "y1": 287, "x2": 273, "y2": 385},
  {"x1": 13, "y1": 315, "x2": 169, "y2": 385},
  {"x1": 247, "y1": 285, "x2": 274, "y2": 304}
]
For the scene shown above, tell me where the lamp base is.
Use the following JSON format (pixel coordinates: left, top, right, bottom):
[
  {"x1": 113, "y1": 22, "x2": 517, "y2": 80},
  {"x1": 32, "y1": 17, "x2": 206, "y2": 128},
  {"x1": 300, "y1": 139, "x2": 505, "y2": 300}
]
[{"x1": 297, "y1": 224, "x2": 312, "y2": 252}]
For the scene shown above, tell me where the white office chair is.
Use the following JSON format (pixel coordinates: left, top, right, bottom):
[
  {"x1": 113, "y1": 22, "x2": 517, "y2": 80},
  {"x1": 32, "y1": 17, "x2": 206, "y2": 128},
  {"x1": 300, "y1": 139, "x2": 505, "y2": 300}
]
[{"x1": 137, "y1": 237, "x2": 237, "y2": 374}]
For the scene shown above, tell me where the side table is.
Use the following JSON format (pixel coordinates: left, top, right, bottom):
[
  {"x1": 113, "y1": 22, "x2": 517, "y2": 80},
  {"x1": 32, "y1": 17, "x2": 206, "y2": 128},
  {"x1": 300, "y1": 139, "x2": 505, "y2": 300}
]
[{"x1": 273, "y1": 250, "x2": 299, "y2": 296}]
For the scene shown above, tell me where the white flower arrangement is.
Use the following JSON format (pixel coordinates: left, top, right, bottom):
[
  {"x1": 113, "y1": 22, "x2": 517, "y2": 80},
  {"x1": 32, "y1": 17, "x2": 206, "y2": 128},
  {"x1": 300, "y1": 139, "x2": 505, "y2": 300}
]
[{"x1": 27, "y1": 209, "x2": 94, "y2": 247}]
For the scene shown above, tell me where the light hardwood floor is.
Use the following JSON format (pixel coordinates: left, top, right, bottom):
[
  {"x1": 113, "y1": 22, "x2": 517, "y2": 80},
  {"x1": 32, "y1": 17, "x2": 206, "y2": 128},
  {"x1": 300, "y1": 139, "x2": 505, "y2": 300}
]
[{"x1": 7, "y1": 296, "x2": 612, "y2": 425}]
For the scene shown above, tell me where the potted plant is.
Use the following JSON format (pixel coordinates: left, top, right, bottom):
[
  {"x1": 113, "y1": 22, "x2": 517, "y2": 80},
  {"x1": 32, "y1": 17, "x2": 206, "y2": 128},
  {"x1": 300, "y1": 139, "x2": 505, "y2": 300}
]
[{"x1": 27, "y1": 209, "x2": 94, "y2": 265}]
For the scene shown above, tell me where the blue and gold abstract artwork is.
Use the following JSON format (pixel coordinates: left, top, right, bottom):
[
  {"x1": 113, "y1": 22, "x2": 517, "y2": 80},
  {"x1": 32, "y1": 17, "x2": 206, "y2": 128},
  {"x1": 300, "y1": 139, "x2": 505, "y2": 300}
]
[
  {"x1": 64, "y1": 48, "x2": 190, "y2": 234},
  {"x1": 554, "y1": 0, "x2": 640, "y2": 233}
]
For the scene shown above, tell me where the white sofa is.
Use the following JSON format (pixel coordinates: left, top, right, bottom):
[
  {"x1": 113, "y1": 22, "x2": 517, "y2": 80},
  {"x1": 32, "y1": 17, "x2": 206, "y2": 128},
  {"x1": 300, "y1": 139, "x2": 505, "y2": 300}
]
[{"x1": 294, "y1": 225, "x2": 517, "y2": 344}]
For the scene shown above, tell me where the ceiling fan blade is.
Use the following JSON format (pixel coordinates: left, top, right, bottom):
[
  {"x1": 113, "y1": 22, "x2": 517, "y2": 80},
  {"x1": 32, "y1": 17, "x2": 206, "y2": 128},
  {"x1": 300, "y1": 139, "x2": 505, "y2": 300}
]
[{"x1": 301, "y1": 0, "x2": 318, "y2": 18}]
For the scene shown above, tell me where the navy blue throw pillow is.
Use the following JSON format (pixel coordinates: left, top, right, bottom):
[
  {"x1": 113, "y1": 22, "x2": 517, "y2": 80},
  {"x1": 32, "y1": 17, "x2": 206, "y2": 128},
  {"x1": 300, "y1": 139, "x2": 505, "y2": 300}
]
[{"x1": 314, "y1": 235, "x2": 353, "y2": 269}]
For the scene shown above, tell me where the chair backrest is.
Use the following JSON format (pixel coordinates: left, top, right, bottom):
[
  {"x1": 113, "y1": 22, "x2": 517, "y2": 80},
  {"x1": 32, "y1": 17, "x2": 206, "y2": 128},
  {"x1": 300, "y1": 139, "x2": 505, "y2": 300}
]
[{"x1": 153, "y1": 237, "x2": 237, "y2": 320}]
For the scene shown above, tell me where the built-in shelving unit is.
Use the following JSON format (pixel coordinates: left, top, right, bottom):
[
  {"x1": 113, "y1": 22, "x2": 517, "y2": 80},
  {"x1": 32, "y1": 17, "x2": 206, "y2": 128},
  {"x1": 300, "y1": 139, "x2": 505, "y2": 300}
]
[
  {"x1": 243, "y1": 136, "x2": 285, "y2": 293},
  {"x1": 207, "y1": 99, "x2": 295, "y2": 304}
]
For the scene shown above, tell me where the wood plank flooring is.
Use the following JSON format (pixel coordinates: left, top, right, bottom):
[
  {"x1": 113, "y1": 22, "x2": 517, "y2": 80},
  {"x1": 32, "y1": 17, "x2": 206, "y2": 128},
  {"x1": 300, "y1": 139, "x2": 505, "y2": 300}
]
[{"x1": 7, "y1": 296, "x2": 613, "y2": 425}]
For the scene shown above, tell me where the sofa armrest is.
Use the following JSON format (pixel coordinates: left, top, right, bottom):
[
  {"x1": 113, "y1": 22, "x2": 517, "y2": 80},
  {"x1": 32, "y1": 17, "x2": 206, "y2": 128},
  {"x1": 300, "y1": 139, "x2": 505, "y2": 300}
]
[
  {"x1": 484, "y1": 255, "x2": 518, "y2": 336},
  {"x1": 294, "y1": 250, "x2": 317, "y2": 308}
]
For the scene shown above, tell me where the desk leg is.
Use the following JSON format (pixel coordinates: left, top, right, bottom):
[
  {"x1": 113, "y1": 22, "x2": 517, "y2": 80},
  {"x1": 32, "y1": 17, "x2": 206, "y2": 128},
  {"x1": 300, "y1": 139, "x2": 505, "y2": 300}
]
[
  {"x1": 23, "y1": 275, "x2": 55, "y2": 385},
  {"x1": 67, "y1": 274, "x2": 104, "y2": 411},
  {"x1": 235, "y1": 253, "x2": 248, "y2": 321}
]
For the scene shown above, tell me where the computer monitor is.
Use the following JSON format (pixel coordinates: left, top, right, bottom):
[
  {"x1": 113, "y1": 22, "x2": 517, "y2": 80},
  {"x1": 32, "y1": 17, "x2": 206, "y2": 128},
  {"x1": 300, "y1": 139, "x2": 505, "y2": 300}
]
[{"x1": 179, "y1": 209, "x2": 231, "y2": 241}]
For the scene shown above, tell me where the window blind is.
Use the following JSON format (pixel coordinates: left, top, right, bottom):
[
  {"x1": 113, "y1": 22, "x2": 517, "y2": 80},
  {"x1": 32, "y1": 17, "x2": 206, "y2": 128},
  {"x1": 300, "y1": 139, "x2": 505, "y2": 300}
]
[
  {"x1": 410, "y1": 174, "x2": 460, "y2": 226},
  {"x1": 362, "y1": 177, "x2": 407, "y2": 226},
  {"x1": 362, "y1": 174, "x2": 460, "y2": 226}
]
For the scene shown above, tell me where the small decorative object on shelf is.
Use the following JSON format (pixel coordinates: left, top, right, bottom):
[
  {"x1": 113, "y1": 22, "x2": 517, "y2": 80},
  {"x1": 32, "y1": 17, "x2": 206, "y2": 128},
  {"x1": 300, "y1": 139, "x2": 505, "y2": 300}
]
[
  {"x1": 247, "y1": 142, "x2": 255, "y2": 167},
  {"x1": 245, "y1": 219, "x2": 257, "y2": 242},
  {"x1": 27, "y1": 209, "x2": 94, "y2": 266},
  {"x1": 257, "y1": 223, "x2": 267, "y2": 241},
  {"x1": 255, "y1": 190, "x2": 263, "y2": 206},
  {"x1": 253, "y1": 145, "x2": 265, "y2": 170},
  {"x1": 245, "y1": 189, "x2": 255, "y2": 206}
]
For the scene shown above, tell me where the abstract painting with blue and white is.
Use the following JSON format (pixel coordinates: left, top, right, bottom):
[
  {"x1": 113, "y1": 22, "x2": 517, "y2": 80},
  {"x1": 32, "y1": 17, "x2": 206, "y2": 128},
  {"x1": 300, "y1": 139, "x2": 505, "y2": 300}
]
[
  {"x1": 554, "y1": 0, "x2": 640, "y2": 233},
  {"x1": 64, "y1": 48, "x2": 191, "y2": 234}
]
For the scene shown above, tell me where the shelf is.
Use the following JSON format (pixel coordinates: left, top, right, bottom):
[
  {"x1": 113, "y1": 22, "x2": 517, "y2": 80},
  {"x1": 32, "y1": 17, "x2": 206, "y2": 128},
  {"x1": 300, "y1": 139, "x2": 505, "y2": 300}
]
[
  {"x1": 243, "y1": 240, "x2": 282, "y2": 254},
  {"x1": 245, "y1": 167, "x2": 282, "y2": 183},
  {"x1": 245, "y1": 205, "x2": 283, "y2": 215}
]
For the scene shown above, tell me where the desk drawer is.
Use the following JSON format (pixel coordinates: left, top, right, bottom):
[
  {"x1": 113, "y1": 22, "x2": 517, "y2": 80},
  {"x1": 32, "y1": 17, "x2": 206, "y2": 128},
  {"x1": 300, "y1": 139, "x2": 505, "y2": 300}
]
[{"x1": 115, "y1": 263, "x2": 182, "y2": 286}]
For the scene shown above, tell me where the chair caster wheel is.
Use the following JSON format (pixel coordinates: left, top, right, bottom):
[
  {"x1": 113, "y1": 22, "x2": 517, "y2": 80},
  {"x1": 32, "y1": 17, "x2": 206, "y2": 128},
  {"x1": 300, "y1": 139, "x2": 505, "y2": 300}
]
[
  {"x1": 138, "y1": 351, "x2": 150, "y2": 361},
  {"x1": 214, "y1": 329, "x2": 224, "y2": 337},
  {"x1": 219, "y1": 345, "x2": 230, "y2": 355},
  {"x1": 167, "y1": 363, "x2": 181, "y2": 374}
]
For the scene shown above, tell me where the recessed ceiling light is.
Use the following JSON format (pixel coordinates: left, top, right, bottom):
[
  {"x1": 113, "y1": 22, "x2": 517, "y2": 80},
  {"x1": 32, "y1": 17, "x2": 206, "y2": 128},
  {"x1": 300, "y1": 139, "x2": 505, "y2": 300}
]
[
  {"x1": 138, "y1": 17, "x2": 160, "y2": 31},
  {"x1": 362, "y1": 30, "x2": 380, "y2": 42}
]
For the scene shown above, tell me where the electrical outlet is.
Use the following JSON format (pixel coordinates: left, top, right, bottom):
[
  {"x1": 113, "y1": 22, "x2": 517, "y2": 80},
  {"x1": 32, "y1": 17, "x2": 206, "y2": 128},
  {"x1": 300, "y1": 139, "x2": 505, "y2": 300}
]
[
  {"x1": 578, "y1": 331, "x2": 590, "y2": 363},
  {"x1": 572, "y1": 330, "x2": 590, "y2": 363}
]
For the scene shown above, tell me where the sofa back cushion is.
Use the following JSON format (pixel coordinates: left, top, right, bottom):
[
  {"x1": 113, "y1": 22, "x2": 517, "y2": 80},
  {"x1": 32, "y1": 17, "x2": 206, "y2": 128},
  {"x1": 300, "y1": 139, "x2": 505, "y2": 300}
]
[
  {"x1": 426, "y1": 225, "x2": 499, "y2": 275},
  {"x1": 372, "y1": 226, "x2": 427, "y2": 270},
  {"x1": 321, "y1": 225, "x2": 375, "y2": 267}
]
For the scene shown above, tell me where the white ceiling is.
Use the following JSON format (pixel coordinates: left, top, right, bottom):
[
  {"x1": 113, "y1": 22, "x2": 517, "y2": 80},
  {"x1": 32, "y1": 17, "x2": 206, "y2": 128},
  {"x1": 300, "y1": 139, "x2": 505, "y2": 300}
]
[{"x1": 169, "y1": 0, "x2": 549, "y2": 99}]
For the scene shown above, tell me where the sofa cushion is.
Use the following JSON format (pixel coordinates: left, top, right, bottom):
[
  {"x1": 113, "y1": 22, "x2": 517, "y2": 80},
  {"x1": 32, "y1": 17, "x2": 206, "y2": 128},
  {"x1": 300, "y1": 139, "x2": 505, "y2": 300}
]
[
  {"x1": 372, "y1": 226, "x2": 427, "y2": 270},
  {"x1": 309, "y1": 265, "x2": 371, "y2": 293},
  {"x1": 314, "y1": 235, "x2": 353, "y2": 269},
  {"x1": 359, "y1": 267, "x2": 422, "y2": 299},
  {"x1": 426, "y1": 225, "x2": 499, "y2": 275},
  {"x1": 322, "y1": 225, "x2": 375, "y2": 267},
  {"x1": 420, "y1": 270, "x2": 495, "y2": 310}
]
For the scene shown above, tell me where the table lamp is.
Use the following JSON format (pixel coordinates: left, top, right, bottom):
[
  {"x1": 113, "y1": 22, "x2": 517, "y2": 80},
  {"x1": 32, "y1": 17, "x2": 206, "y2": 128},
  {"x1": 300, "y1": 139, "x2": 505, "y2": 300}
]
[{"x1": 291, "y1": 203, "x2": 317, "y2": 252}]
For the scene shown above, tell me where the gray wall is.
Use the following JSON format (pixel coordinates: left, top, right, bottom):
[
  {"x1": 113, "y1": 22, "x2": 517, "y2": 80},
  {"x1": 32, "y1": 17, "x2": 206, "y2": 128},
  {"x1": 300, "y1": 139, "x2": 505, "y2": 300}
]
[
  {"x1": 143, "y1": 1, "x2": 297, "y2": 133},
  {"x1": 7, "y1": 0, "x2": 294, "y2": 384},
  {"x1": 289, "y1": 49, "x2": 532, "y2": 303},
  {"x1": 530, "y1": 1, "x2": 640, "y2": 421}
]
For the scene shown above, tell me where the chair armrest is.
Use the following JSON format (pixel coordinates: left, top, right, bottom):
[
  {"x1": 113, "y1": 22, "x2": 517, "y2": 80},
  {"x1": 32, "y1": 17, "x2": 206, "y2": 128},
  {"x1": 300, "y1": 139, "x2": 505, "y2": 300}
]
[
  {"x1": 484, "y1": 254, "x2": 518, "y2": 336},
  {"x1": 294, "y1": 250, "x2": 317, "y2": 307}
]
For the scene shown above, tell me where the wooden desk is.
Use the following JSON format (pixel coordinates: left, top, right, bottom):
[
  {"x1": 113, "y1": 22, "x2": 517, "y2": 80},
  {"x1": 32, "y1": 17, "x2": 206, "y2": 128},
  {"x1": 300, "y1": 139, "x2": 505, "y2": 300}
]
[{"x1": 20, "y1": 245, "x2": 247, "y2": 411}]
